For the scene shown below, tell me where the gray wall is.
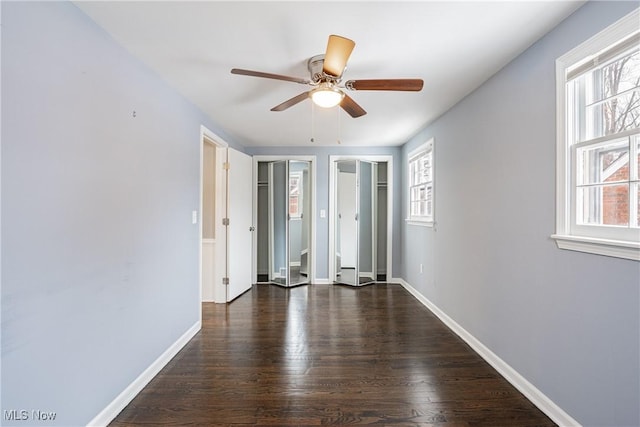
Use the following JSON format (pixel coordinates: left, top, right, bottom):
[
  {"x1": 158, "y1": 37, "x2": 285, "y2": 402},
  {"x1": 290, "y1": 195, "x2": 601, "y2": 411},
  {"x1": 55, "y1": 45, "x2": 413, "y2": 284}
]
[
  {"x1": 400, "y1": 2, "x2": 639, "y2": 426},
  {"x1": 246, "y1": 146, "x2": 402, "y2": 281},
  {"x1": 1, "y1": 2, "x2": 241, "y2": 426}
]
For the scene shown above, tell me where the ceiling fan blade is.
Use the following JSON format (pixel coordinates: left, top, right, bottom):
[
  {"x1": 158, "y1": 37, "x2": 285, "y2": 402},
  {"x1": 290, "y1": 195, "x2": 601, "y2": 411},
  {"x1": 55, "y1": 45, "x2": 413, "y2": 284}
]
[
  {"x1": 346, "y1": 79, "x2": 424, "y2": 91},
  {"x1": 231, "y1": 68, "x2": 310, "y2": 85},
  {"x1": 271, "y1": 91, "x2": 311, "y2": 112},
  {"x1": 323, "y1": 35, "x2": 355, "y2": 78},
  {"x1": 340, "y1": 94, "x2": 367, "y2": 118}
]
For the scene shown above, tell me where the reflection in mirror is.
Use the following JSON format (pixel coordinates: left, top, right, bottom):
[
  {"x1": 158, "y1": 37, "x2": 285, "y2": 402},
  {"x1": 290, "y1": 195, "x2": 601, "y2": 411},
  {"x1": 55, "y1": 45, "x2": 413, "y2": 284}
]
[
  {"x1": 334, "y1": 160, "x2": 379, "y2": 286},
  {"x1": 270, "y1": 161, "x2": 287, "y2": 286},
  {"x1": 358, "y1": 161, "x2": 376, "y2": 285},
  {"x1": 289, "y1": 161, "x2": 309, "y2": 286}
]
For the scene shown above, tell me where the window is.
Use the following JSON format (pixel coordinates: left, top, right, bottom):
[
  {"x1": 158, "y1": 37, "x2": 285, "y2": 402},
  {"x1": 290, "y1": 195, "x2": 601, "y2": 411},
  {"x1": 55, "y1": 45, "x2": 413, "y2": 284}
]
[
  {"x1": 289, "y1": 171, "x2": 302, "y2": 218},
  {"x1": 407, "y1": 138, "x2": 434, "y2": 225},
  {"x1": 554, "y1": 9, "x2": 640, "y2": 260}
]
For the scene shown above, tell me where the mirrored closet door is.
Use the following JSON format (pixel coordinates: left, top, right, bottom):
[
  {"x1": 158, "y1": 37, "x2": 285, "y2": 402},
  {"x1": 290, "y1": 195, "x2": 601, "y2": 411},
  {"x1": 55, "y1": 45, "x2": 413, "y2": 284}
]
[
  {"x1": 334, "y1": 160, "x2": 377, "y2": 286},
  {"x1": 258, "y1": 160, "x2": 310, "y2": 287}
]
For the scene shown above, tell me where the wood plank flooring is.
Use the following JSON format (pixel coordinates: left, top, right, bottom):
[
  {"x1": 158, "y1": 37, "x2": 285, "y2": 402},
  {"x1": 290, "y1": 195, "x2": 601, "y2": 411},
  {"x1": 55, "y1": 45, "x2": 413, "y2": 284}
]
[{"x1": 110, "y1": 284, "x2": 556, "y2": 426}]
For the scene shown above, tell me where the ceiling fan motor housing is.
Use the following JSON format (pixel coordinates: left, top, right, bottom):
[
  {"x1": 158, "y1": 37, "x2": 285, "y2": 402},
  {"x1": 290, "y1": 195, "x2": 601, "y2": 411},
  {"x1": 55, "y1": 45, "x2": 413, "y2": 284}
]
[{"x1": 307, "y1": 54, "x2": 339, "y2": 84}]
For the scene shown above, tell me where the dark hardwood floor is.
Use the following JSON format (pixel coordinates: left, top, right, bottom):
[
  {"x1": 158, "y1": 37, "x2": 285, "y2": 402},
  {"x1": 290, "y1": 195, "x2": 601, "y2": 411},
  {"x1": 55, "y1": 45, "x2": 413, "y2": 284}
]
[{"x1": 110, "y1": 283, "x2": 556, "y2": 426}]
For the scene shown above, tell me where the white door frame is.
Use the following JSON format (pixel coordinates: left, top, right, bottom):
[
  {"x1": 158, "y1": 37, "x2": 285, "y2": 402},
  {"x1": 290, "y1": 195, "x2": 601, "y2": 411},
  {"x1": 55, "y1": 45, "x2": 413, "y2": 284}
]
[
  {"x1": 329, "y1": 155, "x2": 393, "y2": 283},
  {"x1": 199, "y1": 125, "x2": 229, "y2": 313},
  {"x1": 252, "y1": 155, "x2": 317, "y2": 284}
]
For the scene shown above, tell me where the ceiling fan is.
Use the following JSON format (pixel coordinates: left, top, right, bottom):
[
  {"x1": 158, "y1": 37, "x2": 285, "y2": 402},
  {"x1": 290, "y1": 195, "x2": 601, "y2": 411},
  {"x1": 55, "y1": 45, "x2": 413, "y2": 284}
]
[{"x1": 230, "y1": 35, "x2": 424, "y2": 118}]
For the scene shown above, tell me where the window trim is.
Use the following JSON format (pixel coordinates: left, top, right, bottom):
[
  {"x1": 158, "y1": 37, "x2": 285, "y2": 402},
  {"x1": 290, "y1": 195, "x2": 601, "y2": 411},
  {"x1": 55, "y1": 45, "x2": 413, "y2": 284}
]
[
  {"x1": 553, "y1": 8, "x2": 640, "y2": 261},
  {"x1": 406, "y1": 138, "x2": 435, "y2": 227}
]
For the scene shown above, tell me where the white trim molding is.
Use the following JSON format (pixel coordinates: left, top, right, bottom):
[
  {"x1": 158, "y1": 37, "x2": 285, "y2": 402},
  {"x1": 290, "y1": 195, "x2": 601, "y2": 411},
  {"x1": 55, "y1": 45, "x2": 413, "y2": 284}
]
[
  {"x1": 552, "y1": 234, "x2": 640, "y2": 261},
  {"x1": 405, "y1": 219, "x2": 435, "y2": 228},
  {"x1": 398, "y1": 279, "x2": 582, "y2": 427},
  {"x1": 86, "y1": 321, "x2": 201, "y2": 427}
]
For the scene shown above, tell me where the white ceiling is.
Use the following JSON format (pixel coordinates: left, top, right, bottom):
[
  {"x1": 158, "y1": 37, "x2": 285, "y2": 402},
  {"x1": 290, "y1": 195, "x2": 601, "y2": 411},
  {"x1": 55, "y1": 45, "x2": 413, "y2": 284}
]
[{"x1": 75, "y1": 1, "x2": 584, "y2": 147}]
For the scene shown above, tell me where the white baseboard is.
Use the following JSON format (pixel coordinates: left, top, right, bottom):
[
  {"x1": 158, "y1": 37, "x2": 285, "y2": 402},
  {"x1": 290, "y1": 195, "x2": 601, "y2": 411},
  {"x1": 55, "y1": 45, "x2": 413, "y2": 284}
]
[
  {"x1": 398, "y1": 279, "x2": 581, "y2": 427},
  {"x1": 86, "y1": 321, "x2": 201, "y2": 427},
  {"x1": 313, "y1": 278, "x2": 331, "y2": 285}
]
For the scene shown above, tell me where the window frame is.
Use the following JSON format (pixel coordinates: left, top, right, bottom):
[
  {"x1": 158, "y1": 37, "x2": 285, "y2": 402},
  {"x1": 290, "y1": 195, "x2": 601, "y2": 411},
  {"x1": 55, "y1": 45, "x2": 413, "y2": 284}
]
[
  {"x1": 553, "y1": 8, "x2": 640, "y2": 261},
  {"x1": 406, "y1": 138, "x2": 435, "y2": 227}
]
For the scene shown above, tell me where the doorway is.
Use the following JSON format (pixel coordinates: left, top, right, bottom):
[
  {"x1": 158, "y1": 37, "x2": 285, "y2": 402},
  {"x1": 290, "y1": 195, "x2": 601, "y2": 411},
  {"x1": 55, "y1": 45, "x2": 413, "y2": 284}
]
[
  {"x1": 200, "y1": 126, "x2": 253, "y2": 304},
  {"x1": 334, "y1": 159, "x2": 377, "y2": 286},
  {"x1": 200, "y1": 127, "x2": 228, "y2": 303},
  {"x1": 329, "y1": 155, "x2": 393, "y2": 286},
  {"x1": 253, "y1": 156, "x2": 316, "y2": 286}
]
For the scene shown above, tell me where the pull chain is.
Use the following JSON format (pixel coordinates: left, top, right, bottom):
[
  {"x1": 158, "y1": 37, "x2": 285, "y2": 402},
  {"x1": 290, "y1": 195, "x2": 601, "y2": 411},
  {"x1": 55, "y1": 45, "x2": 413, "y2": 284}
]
[
  {"x1": 337, "y1": 106, "x2": 341, "y2": 144},
  {"x1": 310, "y1": 101, "x2": 315, "y2": 143}
]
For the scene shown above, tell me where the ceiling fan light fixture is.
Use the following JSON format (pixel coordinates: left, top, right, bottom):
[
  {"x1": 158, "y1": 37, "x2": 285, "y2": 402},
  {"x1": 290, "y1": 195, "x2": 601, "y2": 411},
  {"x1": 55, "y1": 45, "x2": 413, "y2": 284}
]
[{"x1": 310, "y1": 83, "x2": 344, "y2": 108}]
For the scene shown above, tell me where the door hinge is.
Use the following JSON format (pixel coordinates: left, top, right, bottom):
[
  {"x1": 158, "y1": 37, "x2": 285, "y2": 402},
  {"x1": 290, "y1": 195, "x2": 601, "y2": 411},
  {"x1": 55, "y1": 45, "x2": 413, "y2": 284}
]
[
  {"x1": 222, "y1": 277, "x2": 229, "y2": 285},
  {"x1": 223, "y1": 162, "x2": 230, "y2": 170},
  {"x1": 222, "y1": 218, "x2": 230, "y2": 226}
]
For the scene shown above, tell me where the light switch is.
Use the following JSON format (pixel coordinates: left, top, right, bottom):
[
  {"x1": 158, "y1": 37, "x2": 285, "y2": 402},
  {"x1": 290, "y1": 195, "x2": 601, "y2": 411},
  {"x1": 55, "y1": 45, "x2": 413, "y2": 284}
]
[
  {"x1": 320, "y1": 209, "x2": 326, "y2": 218},
  {"x1": 192, "y1": 210, "x2": 198, "y2": 224}
]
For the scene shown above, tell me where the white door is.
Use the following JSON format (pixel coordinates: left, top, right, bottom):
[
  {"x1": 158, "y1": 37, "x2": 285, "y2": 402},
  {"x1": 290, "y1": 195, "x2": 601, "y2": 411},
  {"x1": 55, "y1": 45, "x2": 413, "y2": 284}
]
[{"x1": 226, "y1": 148, "x2": 253, "y2": 301}]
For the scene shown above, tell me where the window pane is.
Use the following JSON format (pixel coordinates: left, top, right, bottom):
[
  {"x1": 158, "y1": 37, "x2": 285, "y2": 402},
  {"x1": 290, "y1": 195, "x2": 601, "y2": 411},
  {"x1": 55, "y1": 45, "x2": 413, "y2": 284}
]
[
  {"x1": 422, "y1": 153, "x2": 432, "y2": 183},
  {"x1": 586, "y1": 90, "x2": 640, "y2": 139},
  {"x1": 577, "y1": 184, "x2": 629, "y2": 226},
  {"x1": 413, "y1": 184, "x2": 427, "y2": 202},
  {"x1": 410, "y1": 161, "x2": 417, "y2": 186},
  {"x1": 411, "y1": 201, "x2": 425, "y2": 217},
  {"x1": 603, "y1": 184, "x2": 630, "y2": 226},
  {"x1": 576, "y1": 49, "x2": 640, "y2": 141},
  {"x1": 289, "y1": 174, "x2": 301, "y2": 217},
  {"x1": 635, "y1": 182, "x2": 640, "y2": 228},
  {"x1": 635, "y1": 136, "x2": 640, "y2": 181},
  {"x1": 577, "y1": 138, "x2": 629, "y2": 185},
  {"x1": 289, "y1": 197, "x2": 298, "y2": 215},
  {"x1": 590, "y1": 50, "x2": 640, "y2": 103}
]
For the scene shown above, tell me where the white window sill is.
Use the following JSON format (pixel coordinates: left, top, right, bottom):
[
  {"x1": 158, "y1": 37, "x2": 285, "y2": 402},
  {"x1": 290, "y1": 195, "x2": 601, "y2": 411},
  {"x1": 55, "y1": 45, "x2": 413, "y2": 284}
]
[
  {"x1": 551, "y1": 234, "x2": 640, "y2": 261},
  {"x1": 406, "y1": 219, "x2": 434, "y2": 228}
]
